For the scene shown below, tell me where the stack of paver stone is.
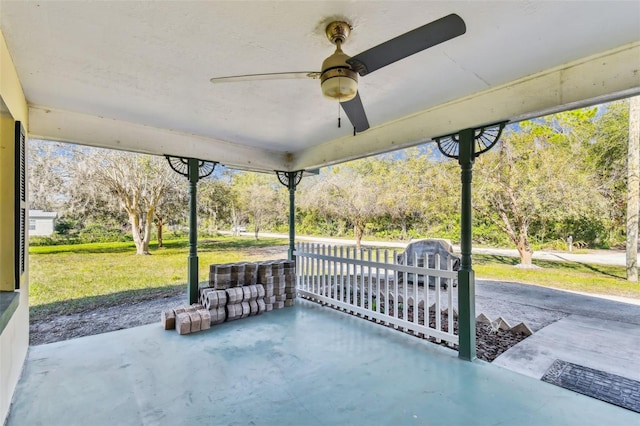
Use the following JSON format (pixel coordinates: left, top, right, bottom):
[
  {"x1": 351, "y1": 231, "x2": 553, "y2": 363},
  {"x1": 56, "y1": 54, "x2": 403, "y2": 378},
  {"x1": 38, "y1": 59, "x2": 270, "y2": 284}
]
[
  {"x1": 161, "y1": 303, "x2": 211, "y2": 335},
  {"x1": 245, "y1": 263, "x2": 258, "y2": 286},
  {"x1": 161, "y1": 260, "x2": 295, "y2": 335},
  {"x1": 281, "y1": 259, "x2": 297, "y2": 306},
  {"x1": 230, "y1": 263, "x2": 245, "y2": 287},
  {"x1": 258, "y1": 262, "x2": 275, "y2": 311},
  {"x1": 271, "y1": 261, "x2": 286, "y2": 309},
  {"x1": 210, "y1": 264, "x2": 232, "y2": 289},
  {"x1": 225, "y1": 286, "x2": 248, "y2": 321},
  {"x1": 200, "y1": 287, "x2": 227, "y2": 324},
  {"x1": 244, "y1": 284, "x2": 266, "y2": 316}
]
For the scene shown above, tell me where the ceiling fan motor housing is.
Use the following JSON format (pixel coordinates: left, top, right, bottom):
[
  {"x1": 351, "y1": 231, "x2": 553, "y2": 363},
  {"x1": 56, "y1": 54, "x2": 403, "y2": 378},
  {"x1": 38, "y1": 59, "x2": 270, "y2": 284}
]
[{"x1": 321, "y1": 21, "x2": 358, "y2": 102}]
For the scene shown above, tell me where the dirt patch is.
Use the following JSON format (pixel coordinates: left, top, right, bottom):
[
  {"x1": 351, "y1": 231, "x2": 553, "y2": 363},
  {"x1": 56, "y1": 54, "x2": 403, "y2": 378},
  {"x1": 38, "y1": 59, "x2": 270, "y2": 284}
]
[
  {"x1": 30, "y1": 291, "x2": 185, "y2": 346},
  {"x1": 243, "y1": 245, "x2": 290, "y2": 257},
  {"x1": 30, "y1": 245, "x2": 290, "y2": 346}
]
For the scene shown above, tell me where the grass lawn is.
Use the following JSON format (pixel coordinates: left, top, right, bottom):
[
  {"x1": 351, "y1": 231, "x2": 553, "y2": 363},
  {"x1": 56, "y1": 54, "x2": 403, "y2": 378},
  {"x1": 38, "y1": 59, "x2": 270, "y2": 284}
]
[
  {"x1": 474, "y1": 254, "x2": 640, "y2": 300},
  {"x1": 29, "y1": 236, "x2": 288, "y2": 316}
]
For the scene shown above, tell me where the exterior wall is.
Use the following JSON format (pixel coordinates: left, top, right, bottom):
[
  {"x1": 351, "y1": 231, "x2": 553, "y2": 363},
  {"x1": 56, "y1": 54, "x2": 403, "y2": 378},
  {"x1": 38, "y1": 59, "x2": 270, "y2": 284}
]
[
  {"x1": 29, "y1": 212, "x2": 57, "y2": 237},
  {"x1": 31, "y1": 218, "x2": 55, "y2": 237},
  {"x1": 0, "y1": 29, "x2": 29, "y2": 424}
]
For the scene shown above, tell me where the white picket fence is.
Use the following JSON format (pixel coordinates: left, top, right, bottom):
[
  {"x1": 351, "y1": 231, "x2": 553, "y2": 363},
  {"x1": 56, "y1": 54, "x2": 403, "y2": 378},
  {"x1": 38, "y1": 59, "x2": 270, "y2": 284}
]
[{"x1": 294, "y1": 242, "x2": 459, "y2": 345}]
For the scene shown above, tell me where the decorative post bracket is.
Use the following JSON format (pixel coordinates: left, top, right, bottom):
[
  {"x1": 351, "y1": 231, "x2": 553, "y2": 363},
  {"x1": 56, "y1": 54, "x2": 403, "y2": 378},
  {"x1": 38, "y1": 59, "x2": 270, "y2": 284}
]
[
  {"x1": 434, "y1": 121, "x2": 506, "y2": 361},
  {"x1": 166, "y1": 156, "x2": 218, "y2": 305},
  {"x1": 276, "y1": 170, "x2": 305, "y2": 261},
  {"x1": 434, "y1": 123, "x2": 506, "y2": 161}
]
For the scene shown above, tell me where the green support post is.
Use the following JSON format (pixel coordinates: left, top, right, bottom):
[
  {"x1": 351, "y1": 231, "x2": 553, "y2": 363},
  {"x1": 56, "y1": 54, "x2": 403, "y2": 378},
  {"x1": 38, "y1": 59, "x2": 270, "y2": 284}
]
[
  {"x1": 288, "y1": 182, "x2": 296, "y2": 261},
  {"x1": 166, "y1": 156, "x2": 217, "y2": 305},
  {"x1": 188, "y1": 158, "x2": 199, "y2": 305},
  {"x1": 457, "y1": 128, "x2": 476, "y2": 361},
  {"x1": 276, "y1": 170, "x2": 305, "y2": 261},
  {"x1": 435, "y1": 122, "x2": 505, "y2": 361}
]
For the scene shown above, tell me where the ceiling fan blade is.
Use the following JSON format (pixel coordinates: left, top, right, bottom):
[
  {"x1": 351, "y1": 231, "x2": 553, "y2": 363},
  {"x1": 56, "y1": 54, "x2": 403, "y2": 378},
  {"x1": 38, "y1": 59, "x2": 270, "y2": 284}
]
[
  {"x1": 210, "y1": 72, "x2": 321, "y2": 84},
  {"x1": 346, "y1": 14, "x2": 466, "y2": 76},
  {"x1": 340, "y1": 92, "x2": 369, "y2": 133}
]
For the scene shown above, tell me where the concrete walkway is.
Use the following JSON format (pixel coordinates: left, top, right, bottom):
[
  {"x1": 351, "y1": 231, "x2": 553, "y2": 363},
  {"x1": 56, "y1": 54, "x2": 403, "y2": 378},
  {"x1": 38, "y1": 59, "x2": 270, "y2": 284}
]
[
  {"x1": 482, "y1": 279, "x2": 640, "y2": 397},
  {"x1": 494, "y1": 314, "x2": 640, "y2": 381}
]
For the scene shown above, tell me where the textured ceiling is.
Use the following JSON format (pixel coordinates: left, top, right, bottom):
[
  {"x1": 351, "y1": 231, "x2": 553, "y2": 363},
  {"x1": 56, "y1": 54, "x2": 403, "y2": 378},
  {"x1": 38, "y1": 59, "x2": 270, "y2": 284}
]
[{"x1": 1, "y1": 1, "x2": 639, "y2": 172}]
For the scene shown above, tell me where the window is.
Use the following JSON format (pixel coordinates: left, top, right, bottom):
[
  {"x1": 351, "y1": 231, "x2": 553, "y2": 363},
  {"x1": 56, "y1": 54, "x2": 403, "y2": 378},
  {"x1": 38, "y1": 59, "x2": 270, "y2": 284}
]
[{"x1": 29, "y1": 218, "x2": 36, "y2": 231}]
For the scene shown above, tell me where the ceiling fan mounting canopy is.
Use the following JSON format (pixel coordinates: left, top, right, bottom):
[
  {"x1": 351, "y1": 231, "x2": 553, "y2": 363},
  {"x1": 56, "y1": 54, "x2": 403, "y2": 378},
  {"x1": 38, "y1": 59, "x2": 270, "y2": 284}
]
[{"x1": 325, "y1": 21, "x2": 351, "y2": 44}]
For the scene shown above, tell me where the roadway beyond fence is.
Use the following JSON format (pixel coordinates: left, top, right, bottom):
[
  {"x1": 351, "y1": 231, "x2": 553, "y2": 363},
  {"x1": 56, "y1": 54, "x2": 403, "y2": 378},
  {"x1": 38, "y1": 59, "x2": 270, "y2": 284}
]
[{"x1": 248, "y1": 232, "x2": 630, "y2": 267}]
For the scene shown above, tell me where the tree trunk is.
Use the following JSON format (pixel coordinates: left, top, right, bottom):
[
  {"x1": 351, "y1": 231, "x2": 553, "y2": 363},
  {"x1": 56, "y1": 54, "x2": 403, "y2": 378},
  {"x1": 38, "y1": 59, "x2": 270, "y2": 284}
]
[
  {"x1": 156, "y1": 213, "x2": 164, "y2": 248},
  {"x1": 495, "y1": 206, "x2": 534, "y2": 266},
  {"x1": 142, "y1": 209, "x2": 154, "y2": 254},
  {"x1": 516, "y1": 234, "x2": 534, "y2": 266},
  {"x1": 517, "y1": 245, "x2": 533, "y2": 265},
  {"x1": 354, "y1": 222, "x2": 364, "y2": 250},
  {"x1": 627, "y1": 95, "x2": 640, "y2": 282},
  {"x1": 400, "y1": 217, "x2": 407, "y2": 240},
  {"x1": 209, "y1": 211, "x2": 217, "y2": 235},
  {"x1": 129, "y1": 213, "x2": 148, "y2": 255},
  {"x1": 231, "y1": 203, "x2": 240, "y2": 236}
]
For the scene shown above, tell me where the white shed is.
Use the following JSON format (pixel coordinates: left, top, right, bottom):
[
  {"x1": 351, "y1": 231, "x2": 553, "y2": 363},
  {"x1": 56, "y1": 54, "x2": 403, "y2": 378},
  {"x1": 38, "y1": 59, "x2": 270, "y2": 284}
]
[{"x1": 28, "y1": 210, "x2": 57, "y2": 237}]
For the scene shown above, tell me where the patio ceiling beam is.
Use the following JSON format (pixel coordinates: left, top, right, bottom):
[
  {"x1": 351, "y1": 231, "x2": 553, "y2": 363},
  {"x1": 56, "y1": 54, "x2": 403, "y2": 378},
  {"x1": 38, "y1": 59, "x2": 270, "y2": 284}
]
[
  {"x1": 27, "y1": 106, "x2": 290, "y2": 172},
  {"x1": 291, "y1": 41, "x2": 640, "y2": 171}
]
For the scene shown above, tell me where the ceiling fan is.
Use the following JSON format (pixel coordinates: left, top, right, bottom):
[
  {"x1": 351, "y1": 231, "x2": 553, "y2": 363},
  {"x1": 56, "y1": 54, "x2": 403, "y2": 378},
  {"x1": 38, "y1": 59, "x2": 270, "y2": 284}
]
[{"x1": 210, "y1": 14, "x2": 466, "y2": 134}]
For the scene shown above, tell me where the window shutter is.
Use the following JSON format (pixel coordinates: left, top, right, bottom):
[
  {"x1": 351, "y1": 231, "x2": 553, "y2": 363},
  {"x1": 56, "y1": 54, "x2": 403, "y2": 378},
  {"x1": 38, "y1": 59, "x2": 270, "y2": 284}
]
[{"x1": 15, "y1": 121, "x2": 26, "y2": 289}]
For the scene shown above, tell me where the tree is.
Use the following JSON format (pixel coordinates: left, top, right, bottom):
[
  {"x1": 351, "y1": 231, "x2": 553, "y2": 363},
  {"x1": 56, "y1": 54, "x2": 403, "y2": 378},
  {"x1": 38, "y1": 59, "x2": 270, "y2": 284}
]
[
  {"x1": 627, "y1": 96, "x2": 640, "y2": 282},
  {"x1": 410, "y1": 147, "x2": 460, "y2": 240},
  {"x1": 28, "y1": 140, "x2": 68, "y2": 211},
  {"x1": 369, "y1": 147, "x2": 460, "y2": 241},
  {"x1": 300, "y1": 161, "x2": 383, "y2": 249},
  {"x1": 29, "y1": 140, "x2": 130, "y2": 237},
  {"x1": 232, "y1": 172, "x2": 285, "y2": 240},
  {"x1": 199, "y1": 176, "x2": 234, "y2": 235},
  {"x1": 153, "y1": 176, "x2": 188, "y2": 248},
  {"x1": 589, "y1": 101, "x2": 629, "y2": 244},
  {"x1": 73, "y1": 149, "x2": 175, "y2": 254},
  {"x1": 376, "y1": 150, "x2": 423, "y2": 240},
  {"x1": 475, "y1": 115, "x2": 608, "y2": 266}
]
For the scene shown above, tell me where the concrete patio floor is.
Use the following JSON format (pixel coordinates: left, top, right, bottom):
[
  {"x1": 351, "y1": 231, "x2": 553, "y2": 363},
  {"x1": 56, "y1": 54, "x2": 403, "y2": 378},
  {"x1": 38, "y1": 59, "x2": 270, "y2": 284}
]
[{"x1": 8, "y1": 299, "x2": 640, "y2": 426}]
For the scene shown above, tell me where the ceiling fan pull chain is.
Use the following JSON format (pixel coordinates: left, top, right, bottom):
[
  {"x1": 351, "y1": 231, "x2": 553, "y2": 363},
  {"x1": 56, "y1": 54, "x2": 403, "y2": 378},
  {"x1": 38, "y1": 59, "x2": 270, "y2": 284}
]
[{"x1": 338, "y1": 101, "x2": 341, "y2": 128}]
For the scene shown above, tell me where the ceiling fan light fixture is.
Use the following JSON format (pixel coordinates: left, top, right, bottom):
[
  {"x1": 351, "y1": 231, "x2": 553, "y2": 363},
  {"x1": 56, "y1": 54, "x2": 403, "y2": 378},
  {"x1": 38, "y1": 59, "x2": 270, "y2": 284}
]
[
  {"x1": 320, "y1": 68, "x2": 358, "y2": 101},
  {"x1": 320, "y1": 42, "x2": 358, "y2": 102}
]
